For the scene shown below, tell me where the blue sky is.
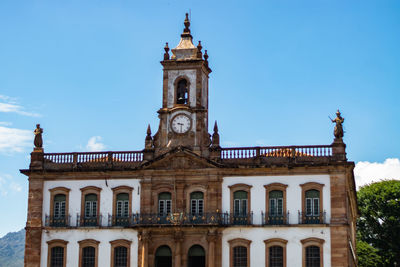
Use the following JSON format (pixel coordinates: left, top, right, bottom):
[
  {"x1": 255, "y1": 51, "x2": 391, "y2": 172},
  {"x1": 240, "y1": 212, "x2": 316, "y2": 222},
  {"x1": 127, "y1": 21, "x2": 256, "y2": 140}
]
[{"x1": 0, "y1": 0, "x2": 399, "y2": 237}]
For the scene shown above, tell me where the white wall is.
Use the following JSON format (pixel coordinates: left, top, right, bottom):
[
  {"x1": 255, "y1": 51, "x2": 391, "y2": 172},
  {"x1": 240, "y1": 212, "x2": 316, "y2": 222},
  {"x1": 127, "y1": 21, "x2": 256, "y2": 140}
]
[
  {"x1": 222, "y1": 175, "x2": 331, "y2": 224},
  {"x1": 222, "y1": 227, "x2": 331, "y2": 267},
  {"x1": 41, "y1": 229, "x2": 138, "y2": 267},
  {"x1": 43, "y1": 179, "x2": 141, "y2": 227}
]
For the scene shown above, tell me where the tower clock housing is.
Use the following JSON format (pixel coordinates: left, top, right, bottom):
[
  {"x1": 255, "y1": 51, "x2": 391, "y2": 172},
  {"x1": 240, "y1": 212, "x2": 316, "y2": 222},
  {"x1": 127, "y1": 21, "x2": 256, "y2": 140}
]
[{"x1": 152, "y1": 14, "x2": 212, "y2": 157}]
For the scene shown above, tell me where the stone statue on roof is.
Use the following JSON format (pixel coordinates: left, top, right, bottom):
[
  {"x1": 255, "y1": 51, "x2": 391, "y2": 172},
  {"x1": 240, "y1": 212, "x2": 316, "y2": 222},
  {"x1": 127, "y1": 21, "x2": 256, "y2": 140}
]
[
  {"x1": 331, "y1": 110, "x2": 344, "y2": 139},
  {"x1": 34, "y1": 124, "x2": 43, "y2": 148}
]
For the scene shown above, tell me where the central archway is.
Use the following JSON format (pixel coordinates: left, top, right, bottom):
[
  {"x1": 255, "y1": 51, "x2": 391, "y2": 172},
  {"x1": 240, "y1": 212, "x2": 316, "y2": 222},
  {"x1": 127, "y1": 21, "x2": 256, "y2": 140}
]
[
  {"x1": 155, "y1": 245, "x2": 172, "y2": 267},
  {"x1": 187, "y1": 245, "x2": 205, "y2": 267}
]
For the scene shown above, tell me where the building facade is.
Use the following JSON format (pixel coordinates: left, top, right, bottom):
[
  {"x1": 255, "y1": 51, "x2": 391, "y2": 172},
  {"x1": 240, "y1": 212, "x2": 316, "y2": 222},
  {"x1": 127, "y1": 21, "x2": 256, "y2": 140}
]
[{"x1": 22, "y1": 14, "x2": 358, "y2": 267}]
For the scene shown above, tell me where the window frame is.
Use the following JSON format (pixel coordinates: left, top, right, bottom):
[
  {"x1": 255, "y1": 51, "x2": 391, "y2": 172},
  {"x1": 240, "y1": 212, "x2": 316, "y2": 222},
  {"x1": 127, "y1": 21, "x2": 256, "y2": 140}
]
[
  {"x1": 301, "y1": 237, "x2": 325, "y2": 267},
  {"x1": 185, "y1": 185, "x2": 207, "y2": 214},
  {"x1": 47, "y1": 239, "x2": 68, "y2": 267},
  {"x1": 112, "y1": 186, "x2": 133, "y2": 218},
  {"x1": 158, "y1": 192, "x2": 172, "y2": 215},
  {"x1": 264, "y1": 238, "x2": 287, "y2": 267},
  {"x1": 110, "y1": 239, "x2": 132, "y2": 267},
  {"x1": 228, "y1": 238, "x2": 251, "y2": 267},
  {"x1": 49, "y1": 187, "x2": 70, "y2": 225},
  {"x1": 80, "y1": 186, "x2": 101, "y2": 225},
  {"x1": 264, "y1": 183, "x2": 288, "y2": 223},
  {"x1": 78, "y1": 239, "x2": 100, "y2": 267},
  {"x1": 300, "y1": 182, "x2": 324, "y2": 223},
  {"x1": 228, "y1": 184, "x2": 252, "y2": 215}
]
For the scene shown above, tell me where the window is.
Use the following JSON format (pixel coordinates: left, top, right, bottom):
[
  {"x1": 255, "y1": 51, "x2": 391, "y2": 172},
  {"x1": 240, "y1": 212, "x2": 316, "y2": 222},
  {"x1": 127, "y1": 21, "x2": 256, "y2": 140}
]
[
  {"x1": 110, "y1": 239, "x2": 131, "y2": 267},
  {"x1": 80, "y1": 186, "x2": 101, "y2": 227},
  {"x1": 54, "y1": 194, "x2": 66, "y2": 219},
  {"x1": 228, "y1": 238, "x2": 251, "y2": 267},
  {"x1": 300, "y1": 183, "x2": 324, "y2": 224},
  {"x1": 264, "y1": 183, "x2": 288, "y2": 225},
  {"x1": 158, "y1": 192, "x2": 172, "y2": 215},
  {"x1": 49, "y1": 187, "x2": 70, "y2": 227},
  {"x1": 155, "y1": 245, "x2": 172, "y2": 267},
  {"x1": 112, "y1": 186, "x2": 133, "y2": 226},
  {"x1": 116, "y1": 193, "x2": 129, "y2": 217},
  {"x1": 176, "y1": 79, "x2": 188, "y2": 104},
  {"x1": 229, "y1": 184, "x2": 252, "y2": 225},
  {"x1": 265, "y1": 238, "x2": 287, "y2": 267},
  {"x1": 305, "y1": 190, "x2": 319, "y2": 217},
  {"x1": 78, "y1": 239, "x2": 99, "y2": 267},
  {"x1": 190, "y1": 192, "x2": 204, "y2": 215},
  {"x1": 301, "y1": 238, "x2": 324, "y2": 267},
  {"x1": 47, "y1": 239, "x2": 68, "y2": 267}
]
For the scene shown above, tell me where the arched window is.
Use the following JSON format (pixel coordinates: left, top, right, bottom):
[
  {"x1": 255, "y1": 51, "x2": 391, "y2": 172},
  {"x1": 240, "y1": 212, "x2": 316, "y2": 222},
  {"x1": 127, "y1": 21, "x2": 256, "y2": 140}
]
[
  {"x1": 188, "y1": 245, "x2": 205, "y2": 267},
  {"x1": 176, "y1": 79, "x2": 188, "y2": 105},
  {"x1": 190, "y1": 192, "x2": 204, "y2": 215},
  {"x1": 158, "y1": 192, "x2": 172, "y2": 215},
  {"x1": 265, "y1": 238, "x2": 287, "y2": 267},
  {"x1": 233, "y1": 246, "x2": 247, "y2": 267},
  {"x1": 229, "y1": 238, "x2": 251, "y2": 267},
  {"x1": 305, "y1": 246, "x2": 320, "y2": 267},
  {"x1": 301, "y1": 237, "x2": 324, "y2": 267},
  {"x1": 47, "y1": 239, "x2": 68, "y2": 267},
  {"x1": 80, "y1": 186, "x2": 101, "y2": 227},
  {"x1": 82, "y1": 246, "x2": 95, "y2": 267},
  {"x1": 110, "y1": 239, "x2": 131, "y2": 267},
  {"x1": 155, "y1": 245, "x2": 172, "y2": 267},
  {"x1": 114, "y1": 246, "x2": 128, "y2": 267}
]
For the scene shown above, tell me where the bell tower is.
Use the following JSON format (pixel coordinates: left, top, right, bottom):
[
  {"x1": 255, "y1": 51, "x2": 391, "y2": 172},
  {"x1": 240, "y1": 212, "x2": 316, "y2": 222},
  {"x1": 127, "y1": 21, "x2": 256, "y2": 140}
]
[{"x1": 152, "y1": 14, "x2": 212, "y2": 157}]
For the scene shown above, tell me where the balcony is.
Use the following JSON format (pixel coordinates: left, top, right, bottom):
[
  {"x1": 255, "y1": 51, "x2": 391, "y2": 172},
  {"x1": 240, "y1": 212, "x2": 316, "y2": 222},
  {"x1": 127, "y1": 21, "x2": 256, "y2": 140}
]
[
  {"x1": 45, "y1": 215, "x2": 71, "y2": 227},
  {"x1": 261, "y1": 212, "x2": 289, "y2": 225},
  {"x1": 298, "y1": 211, "x2": 326, "y2": 224},
  {"x1": 77, "y1": 215, "x2": 102, "y2": 227}
]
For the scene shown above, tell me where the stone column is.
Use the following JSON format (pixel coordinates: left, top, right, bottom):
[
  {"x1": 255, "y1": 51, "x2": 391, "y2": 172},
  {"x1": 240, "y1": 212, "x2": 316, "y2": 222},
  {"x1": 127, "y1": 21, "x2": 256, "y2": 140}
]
[
  {"x1": 207, "y1": 230, "x2": 217, "y2": 267},
  {"x1": 139, "y1": 231, "x2": 151, "y2": 267},
  {"x1": 174, "y1": 231, "x2": 184, "y2": 267}
]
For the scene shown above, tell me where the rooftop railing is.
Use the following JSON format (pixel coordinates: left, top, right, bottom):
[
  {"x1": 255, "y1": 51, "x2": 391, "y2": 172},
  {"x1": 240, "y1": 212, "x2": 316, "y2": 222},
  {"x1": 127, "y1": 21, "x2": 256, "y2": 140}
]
[
  {"x1": 44, "y1": 151, "x2": 143, "y2": 164},
  {"x1": 221, "y1": 145, "x2": 332, "y2": 160}
]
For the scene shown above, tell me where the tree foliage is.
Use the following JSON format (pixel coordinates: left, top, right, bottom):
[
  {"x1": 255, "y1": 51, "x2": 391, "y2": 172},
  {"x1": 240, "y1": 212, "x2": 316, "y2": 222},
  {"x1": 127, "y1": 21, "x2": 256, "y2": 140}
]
[{"x1": 357, "y1": 180, "x2": 400, "y2": 267}]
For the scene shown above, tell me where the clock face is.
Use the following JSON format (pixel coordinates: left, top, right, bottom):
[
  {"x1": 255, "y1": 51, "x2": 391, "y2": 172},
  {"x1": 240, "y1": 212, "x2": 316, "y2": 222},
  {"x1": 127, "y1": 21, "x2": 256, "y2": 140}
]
[{"x1": 171, "y1": 114, "x2": 191, "y2": 134}]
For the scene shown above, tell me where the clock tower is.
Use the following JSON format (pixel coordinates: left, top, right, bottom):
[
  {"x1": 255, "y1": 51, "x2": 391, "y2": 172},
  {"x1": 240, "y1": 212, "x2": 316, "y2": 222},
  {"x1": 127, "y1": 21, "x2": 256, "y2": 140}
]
[{"x1": 151, "y1": 14, "x2": 212, "y2": 157}]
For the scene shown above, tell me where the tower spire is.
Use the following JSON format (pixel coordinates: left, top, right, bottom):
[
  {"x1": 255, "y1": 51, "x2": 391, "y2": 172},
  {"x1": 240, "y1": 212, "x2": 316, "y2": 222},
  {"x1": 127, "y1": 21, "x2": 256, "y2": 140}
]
[{"x1": 182, "y1": 13, "x2": 192, "y2": 37}]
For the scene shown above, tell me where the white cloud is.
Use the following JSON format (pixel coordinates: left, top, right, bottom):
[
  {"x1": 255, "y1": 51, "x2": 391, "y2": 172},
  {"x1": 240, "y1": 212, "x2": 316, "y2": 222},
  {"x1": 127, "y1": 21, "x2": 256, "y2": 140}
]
[
  {"x1": 0, "y1": 94, "x2": 40, "y2": 117},
  {"x1": 0, "y1": 122, "x2": 12, "y2": 126},
  {"x1": 86, "y1": 136, "x2": 106, "y2": 152},
  {"x1": 354, "y1": 158, "x2": 400, "y2": 188},
  {"x1": 0, "y1": 174, "x2": 22, "y2": 196},
  {"x1": 0, "y1": 126, "x2": 32, "y2": 153}
]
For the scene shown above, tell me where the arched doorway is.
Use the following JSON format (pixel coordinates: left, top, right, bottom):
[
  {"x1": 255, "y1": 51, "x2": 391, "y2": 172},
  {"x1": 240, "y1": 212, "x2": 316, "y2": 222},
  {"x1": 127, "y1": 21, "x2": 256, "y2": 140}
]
[
  {"x1": 155, "y1": 245, "x2": 172, "y2": 267},
  {"x1": 188, "y1": 245, "x2": 205, "y2": 267}
]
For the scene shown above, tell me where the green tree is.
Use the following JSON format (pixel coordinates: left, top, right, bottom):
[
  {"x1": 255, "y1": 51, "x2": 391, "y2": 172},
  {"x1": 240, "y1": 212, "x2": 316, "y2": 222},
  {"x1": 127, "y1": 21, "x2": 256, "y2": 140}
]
[
  {"x1": 356, "y1": 239, "x2": 382, "y2": 267},
  {"x1": 357, "y1": 180, "x2": 400, "y2": 267}
]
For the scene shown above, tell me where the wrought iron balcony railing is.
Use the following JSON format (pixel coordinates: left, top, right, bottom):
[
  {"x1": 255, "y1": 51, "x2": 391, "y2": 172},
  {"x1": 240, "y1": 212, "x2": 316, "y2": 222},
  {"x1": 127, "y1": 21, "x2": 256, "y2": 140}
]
[
  {"x1": 45, "y1": 215, "x2": 71, "y2": 227},
  {"x1": 108, "y1": 213, "x2": 229, "y2": 227},
  {"x1": 298, "y1": 211, "x2": 326, "y2": 224},
  {"x1": 261, "y1": 212, "x2": 289, "y2": 225},
  {"x1": 76, "y1": 215, "x2": 102, "y2": 227}
]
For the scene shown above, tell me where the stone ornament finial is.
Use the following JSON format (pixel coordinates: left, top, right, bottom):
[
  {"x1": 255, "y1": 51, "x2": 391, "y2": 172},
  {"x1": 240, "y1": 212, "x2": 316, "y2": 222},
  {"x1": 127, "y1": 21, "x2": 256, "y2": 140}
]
[
  {"x1": 164, "y1": 42, "x2": 170, "y2": 60},
  {"x1": 331, "y1": 109, "x2": 344, "y2": 140},
  {"x1": 145, "y1": 124, "x2": 154, "y2": 149},
  {"x1": 197, "y1": 41, "x2": 203, "y2": 59},
  {"x1": 183, "y1": 13, "x2": 190, "y2": 34},
  {"x1": 33, "y1": 124, "x2": 43, "y2": 149},
  {"x1": 204, "y1": 50, "x2": 209, "y2": 68},
  {"x1": 211, "y1": 121, "x2": 220, "y2": 148}
]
